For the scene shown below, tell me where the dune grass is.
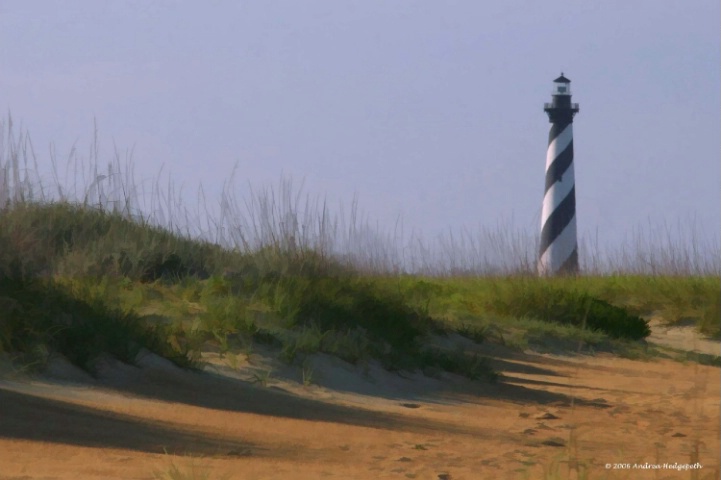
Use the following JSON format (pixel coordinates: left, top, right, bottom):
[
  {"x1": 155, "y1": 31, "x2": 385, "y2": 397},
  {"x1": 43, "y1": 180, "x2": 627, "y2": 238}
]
[
  {"x1": 153, "y1": 454, "x2": 228, "y2": 480},
  {"x1": 3, "y1": 201, "x2": 707, "y2": 378}
]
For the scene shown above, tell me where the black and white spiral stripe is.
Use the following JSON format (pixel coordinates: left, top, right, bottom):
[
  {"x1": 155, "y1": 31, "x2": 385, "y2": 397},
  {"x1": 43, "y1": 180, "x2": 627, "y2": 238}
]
[{"x1": 538, "y1": 121, "x2": 579, "y2": 275}]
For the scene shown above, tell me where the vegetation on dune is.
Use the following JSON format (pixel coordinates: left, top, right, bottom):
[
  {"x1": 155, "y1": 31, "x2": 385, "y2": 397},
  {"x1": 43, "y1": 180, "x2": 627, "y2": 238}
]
[
  {"x1": 487, "y1": 281, "x2": 651, "y2": 340},
  {"x1": 0, "y1": 276, "x2": 191, "y2": 371},
  {"x1": 0, "y1": 119, "x2": 719, "y2": 380},
  {"x1": 0, "y1": 202, "x2": 222, "y2": 281},
  {"x1": 1, "y1": 199, "x2": 717, "y2": 378},
  {"x1": 0, "y1": 202, "x2": 467, "y2": 375}
]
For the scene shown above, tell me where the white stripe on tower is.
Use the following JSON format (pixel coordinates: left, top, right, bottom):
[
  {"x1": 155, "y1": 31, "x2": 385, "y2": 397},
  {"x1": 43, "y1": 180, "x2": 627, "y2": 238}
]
[{"x1": 538, "y1": 73, "x2": 580, "y2": 276}]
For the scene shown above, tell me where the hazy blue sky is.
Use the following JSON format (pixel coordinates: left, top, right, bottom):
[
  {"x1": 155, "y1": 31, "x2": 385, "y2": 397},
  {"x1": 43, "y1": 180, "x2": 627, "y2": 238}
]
[{"x1": 1, "y1": 1, "x2": 719, "y2": 253}]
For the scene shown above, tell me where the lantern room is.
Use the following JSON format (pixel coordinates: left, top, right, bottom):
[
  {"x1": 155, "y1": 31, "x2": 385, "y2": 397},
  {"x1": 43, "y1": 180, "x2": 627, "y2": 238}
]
[{"x1": 552, "y1": 73, "x2": 572, "y2": 96}]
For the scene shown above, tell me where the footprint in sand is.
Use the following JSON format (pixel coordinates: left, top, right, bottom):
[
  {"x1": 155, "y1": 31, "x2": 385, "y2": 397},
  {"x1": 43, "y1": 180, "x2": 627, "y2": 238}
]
[{"x1": 536, "y1": 412, "x2": 560, "y2": 420}]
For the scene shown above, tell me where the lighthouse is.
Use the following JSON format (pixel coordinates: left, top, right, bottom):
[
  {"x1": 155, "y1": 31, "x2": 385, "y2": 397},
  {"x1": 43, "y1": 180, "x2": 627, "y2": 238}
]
[{"x1": 538, "y1": 73, "x2": 580, "y2": 276}]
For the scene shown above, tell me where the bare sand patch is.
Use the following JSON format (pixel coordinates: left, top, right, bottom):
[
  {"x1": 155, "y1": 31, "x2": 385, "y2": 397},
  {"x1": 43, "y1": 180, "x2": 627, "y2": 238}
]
[{"x1": 646, "y1": 316, "x2": 720, "y2": 357}]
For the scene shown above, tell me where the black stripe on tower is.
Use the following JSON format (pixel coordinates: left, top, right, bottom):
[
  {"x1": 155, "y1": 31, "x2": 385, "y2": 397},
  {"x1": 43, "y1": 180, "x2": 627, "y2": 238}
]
[
  {"x1": 539, "y1": 185, "x2": 576, "y2": 256},
  {"x1": 544, "y1": 122, "x2": 574, "y2": 191}
]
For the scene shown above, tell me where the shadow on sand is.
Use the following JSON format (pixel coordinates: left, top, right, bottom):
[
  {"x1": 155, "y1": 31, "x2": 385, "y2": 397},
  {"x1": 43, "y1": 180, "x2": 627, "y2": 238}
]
[
  {"x1": 0, "y1": 341, "x2": 612, "y2": 453},
  {"x1": 0, "y1": 387, "x2": 260, "y2": 456}
]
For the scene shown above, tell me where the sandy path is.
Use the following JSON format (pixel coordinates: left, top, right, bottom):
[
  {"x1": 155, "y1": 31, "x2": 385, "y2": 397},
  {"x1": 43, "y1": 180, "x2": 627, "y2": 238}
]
[
  {"x1": 646, "y1": 317, "x2": 720, "y2": 356},
  {"x1": 0, "y1": 339, "x2": 718, "y2": 480}
]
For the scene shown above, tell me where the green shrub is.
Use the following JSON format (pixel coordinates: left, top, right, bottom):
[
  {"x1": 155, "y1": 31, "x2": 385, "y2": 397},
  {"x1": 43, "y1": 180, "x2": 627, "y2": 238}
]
[
  {"x1": 265, "y1": 274, "x2": 437, "y2": 352},
  {"x1": 0, "y1": 277, "x2": 180, "y2": 370},
  {"x1": 489, "y1": 280, "x2": 650, "y2": 340},
  {"x1": 320, "y1": 327, "x2": 371, "y2": 364}
]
